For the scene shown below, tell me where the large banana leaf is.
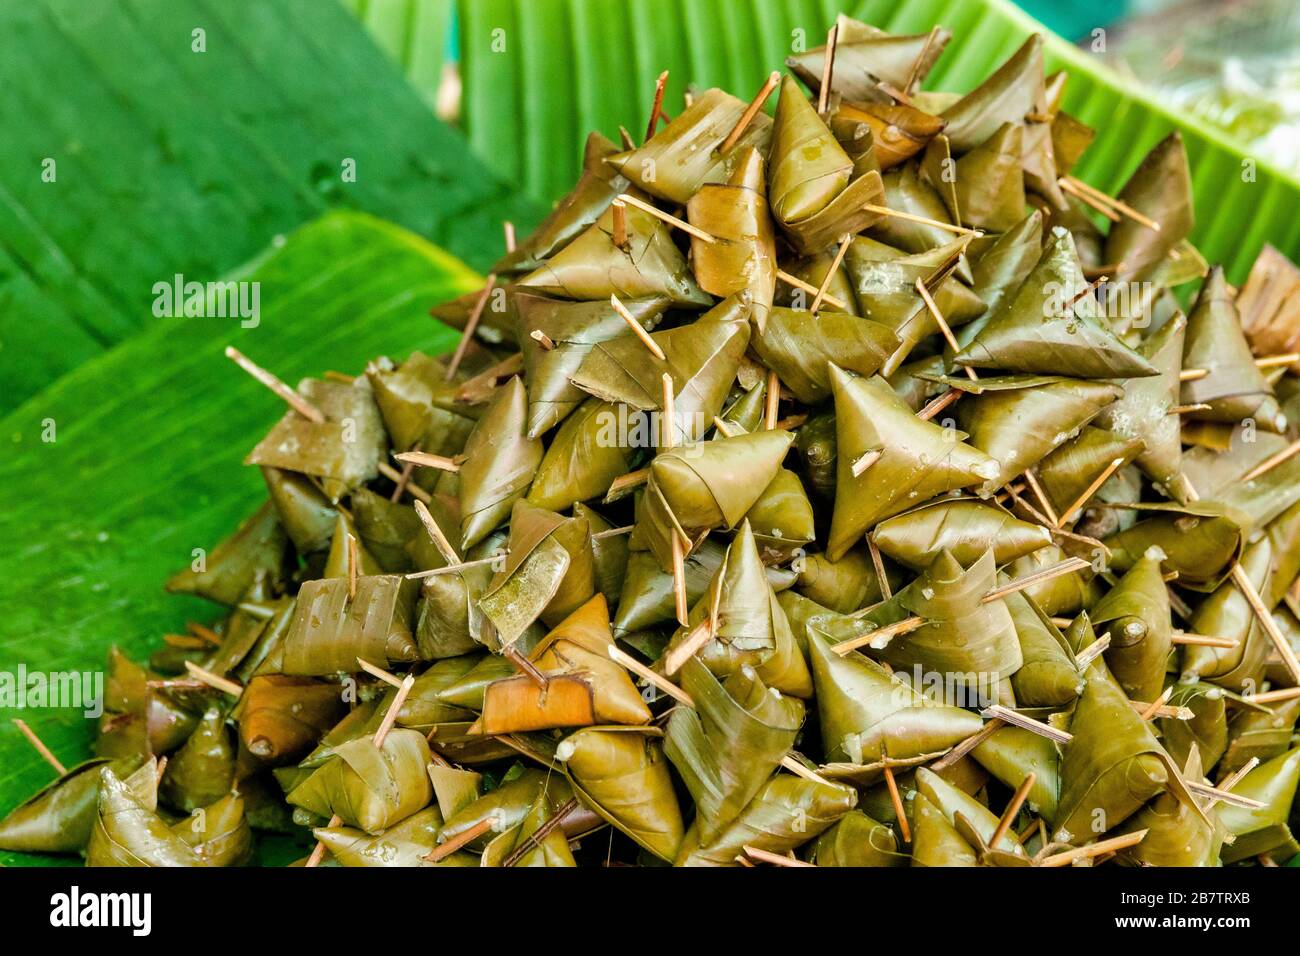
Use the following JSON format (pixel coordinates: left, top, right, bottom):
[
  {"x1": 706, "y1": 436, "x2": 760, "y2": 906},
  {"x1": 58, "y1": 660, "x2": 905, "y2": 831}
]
[
  {"x1": 341, "y1": 0, "x2": 453, "y2": 107},
  {"x1": 0, "y1": 0, "x2": 536, "y2": 413},
  {"x1": 0, "y1": 211, "x2": 479, "y2": 865},
  {"x1": 456, "y1": 0, "x2": 1300, "y2": 282}
]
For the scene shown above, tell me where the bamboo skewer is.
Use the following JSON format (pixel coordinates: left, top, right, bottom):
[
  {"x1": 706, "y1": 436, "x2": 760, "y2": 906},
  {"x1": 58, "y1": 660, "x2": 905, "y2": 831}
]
[
  {"x1": 1022, "y1": 469, "x2": 1060, "y2": 527},
  {"x1": 867, "y1": 538, "x2": 892, "y2": 601},
  {"x1": 719, "y1": 71, "x2": 781, "y2": 155},
  {"x1": 817, "y1": 24, "x2": 838, "y2": 115},
  {"x1": 1177, "y1": 353, "x2": 1296, "y2": 382},
  {"x1": 662, "y1": 372, "x2": 677, "y2": 449},
  {"x1": 1062, "y1": 175, "x2": 1161, "y2": 231},
  {"x1": 446, "y1": 274, "x2": 498, "y2": 381},
  {"x1": 372, "y1": 674, "x2": 416, "y2": 749},
  {"x1": 305, "y1": 814, "x2": 342, "y2": 867},
  {"x1": 810, "y1": 234, "x2": 852, "y2": 313},
  {"x1": 413, "y1": 499, "x2": 460, "y2": 564},
  {"x1": 357, "y1": 658, "x2": 405, "y2": 688},
  {"x1": 776, "y1": 269, "x2": 850, "y2": 312},
  {"x1": 454, "y1": 353, "x2": 524, "y2": 404},
  {"x1": 1056, "y1": 457, "x2": 1125, "y2": 526},
  {"x1": 850, "y1": 449, "x2": 882, "y2": 478},
  {"x1": 915, "y1": 278, "x2": 977, "y2": 381},
  {"x1": 12, "y1": 719, "x2": 66, "y2": 774},
  {"x1": 592, "y1": 524, "x2": 635, "y2": 540},
  {"x1": 425, "y1": 816, "x2": 497, "y2": 862},
  {"x1": 611, "y1": 198, "x2": 629, "y2": 251},
  {"x1": 1231, "y1": 563, "x2": 1300, "y2": 683},
  {"x1": 645, "y1": 70, "x2": 670, "y2": 142},
  {"x1": 405, "y1": 554, "x2": 503, "y2": 580},
  {"x1": 503, "y1": 798, "x2": 579, "y2": 867},
  {"x1": 184, "y1": 661, "x2": 243, "y2": 698},
  {"x1": 980, "y1": 705, "x2": 1073, "y2": 745},
  {"x1": 670, "y1": 532, "x2": 689, "y2": 627},
  {"x1": 224, "y1": 347, "x2": 325, "y2": 423},
  {"x1": 1129, "y1": 699, "x2": 1192, "y2": 720},
  {"x1": 1244, "y1": 686, "x2": 1300, "y2": 705},
  {"x1": 389, "y1": 457, "x2": 417, "y2": 502},
  {"x1": 1204, "y1": 758, "x2": 1259, "y2": 809},
  {"x1": 377, "y1": 462, "x2": 432, "y2": 504},
  {"x1": 1171, "y1": 633, "x2": 1236, "y2": 649},
  {"x1": 743, "y1": 845, "x2": 816, "y2": 867},
  {"x1": 1039, "y1": 830, "x2": 1148, "y2": 867},
  {"x1": 529, "y1": 329, "x2": 555, "y2": 351},
  {"x1": 883, "y1": 764, "x2": 910, "y2": 843},
  {"x1": 604, "y1": 467, "x2": 650, "y2": 501},
  {"x1": 929, "y1": 718, "x2": 1004, "y2": 771},
  {"x1": 347, "y1": 533, "x2": 359, "y2": 601},
  {"x1": 1058, "y1": 176, "x2": 1120, "y2": 222},
  {"x1": 1074, "y1": 634, "x2": 1112, "y2": 671},
  {"x1": 780, "y1": 754, "x2": 834, "y2": 788},
  {"x1": 393, "y1": 450, "x2": 461, "y2": 473},
  {"x1": 616, "y1": 193, "x2": 716, "y2": 244},
  {"x1": 864, "y1": 203, "x2": 983, "y2": 237},
  {"x1": 663, "y1": 618, "x2": 714, "y2": 676},
  {"x1": 990, "y1": 772, "x2": 1036, "y2": 849},
  {"x1": 764, "y1": 369, "x2": 780, "y2": 430},
  {"x1": 1183, "y1": 779, "x2": 1265, "y2": 810},
  {"x1": 608, "y1": 645, "x2": 693, "y2": 707},
  {"x1": 611, "y1": 293, "x2": 667, "y2": 360},
  {"x1": 918, "y1": 388, "x2": 962, "y2": 421},
  {"x1": 1138, "y1": 685, "x2": 1174, "y2": 721},
  {"x1": 1240, "y1": 438, "x2": 1300, "y2": 483},
  {"x1": 832, "y1": 558, "x2": 1090, "y2": 654},
  {"x1": 187, "y1": 621, "x2": 224, "y2": 646}
]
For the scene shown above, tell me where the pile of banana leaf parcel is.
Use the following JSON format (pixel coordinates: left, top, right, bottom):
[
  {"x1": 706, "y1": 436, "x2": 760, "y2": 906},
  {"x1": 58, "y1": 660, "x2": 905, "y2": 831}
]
[{"x1": 9, "y1": 13, "x2": 1300, "y2": 869}]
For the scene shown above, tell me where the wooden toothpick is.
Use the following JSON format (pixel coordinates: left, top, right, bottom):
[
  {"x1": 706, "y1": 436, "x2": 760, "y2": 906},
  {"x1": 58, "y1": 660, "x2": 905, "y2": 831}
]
[
  {"x1": 781, "y1": 754, "x2": 834, "y2": 788},
  {"x1": 918, "y1": 388, "x2": 962, "y2": 421},
  {"x1": 357, "y1": 657, "x2": 405, "y2": 689},
  {"x1": 719, "y1": 71, "x2": 781, "y2": 155},
  {"x1": 670, "y1": 532, "x2": 689, "y2": 627},
  {"x1": 372, "y1": 674, "x2": 416, "y2": 750},
  {"x1": 224, "y1": 347, "x2": 325, "y2": 423},
  {"x1": 764, "y1": 369, "x2": 780, "y2": 430},
  {"x1": 503, "y1": 221, "x2": 517, "y2": 253},
  {"x1": 743, "y1": 845, "x2": 816, "y2": 867},
  {"x1": 817, "y1": 23, "x2": 839, "y2": 114},
  {"x1": 661, "y1": 372, "x2": 677, "y2": 448},
  {"x1": 867, "y1": 538, "x2": 892, "y2": 600},
  {"x1": 664, "y1": 618, "x2": 713, "y2": 677},
  {"x1": 377, "y1": 462, "x2": 431, "y2": 504},
  {"x1": 980, "y1": 705, "x2": 1073, "y2": 745},
  {"x1": 405, "y1": 554, "x2": 503, "y2": 579},
  {"x1": 883, "y1": 764, "x2": 910, "y2": 843},
  {"x1": 865, "y1": 204, "x2": 983, "y2": 237},
  {"x1": 608, "y1": 645, "x2": 693, "y2": 707},
  {"x1": 616, "y1": 193, "x2": 716, "y2": 244},
  {"x1": 1240, "y1": 438, "x2": 1300, "y2": 483},
  {"x1": 1022, "y1": 469, "x2": 1060, "y2": 527},
  {"x1": 12, "y1": 719, "x2": 66, "y2": 774},
  {"x1": 1138, "y1": 685, "x2": 1174, "y2": 721},
  {"x1": 393, "y1": 450, "x2": 461, "y2": 473},
  {"x1": 347, "y1": 533, "x2": 359, "y2": 601},
  {"x1": 446, "y1": 275, "x2": 498, "y2": 381},
  {"x1": 777, "y1": 269, "x2": 850, "y2": 312},
  {"x1": 611, "y1": 198, "x2": 629, "y2": 251},
  {"x1": 305, "y1": 814, "x2": 343, "y2": 867},
  {"x1": 1062, "y1": 175, "x2": 1161, "y2": 231},
  {"x1": 413, "y1": 499, "x2": 461, "y2": 565},
  {"x1": 645, "y1": 70, "x2": 670, "y2": 142},
  {"x1": 1039, "y1": 830, "x2": 1148, "y2": 867},
  {"x1": 915, "y1": 278, "x2": 977, "y2": 381},
  {"x1": 503, "y1": 798, "x2": 578, "y2": 867},
  {"x1": 1056, "y1": 457, "x2": 1125, "y2": 527},
  {"x1": 1205, "y1": 758, "x2": 1259, "y2": 809},
  {"x1": 529, "y1": 329, "x2": 555, "y2": 351},
  {"x1": 425, "y1": 816, "x2": 496, "y2": 862},
  {"x1": 990, "y1": 772, "x2": 1036, "y2": 849},
  {"x1": 611, "y1": 293, "x2": 667, "y2": 360},
  {"x1": 184, "y1": 661, "x2": 244, "y2": 699},
  {"x1": 810, "y1": 233, "x2": 853, "y2": 314}
]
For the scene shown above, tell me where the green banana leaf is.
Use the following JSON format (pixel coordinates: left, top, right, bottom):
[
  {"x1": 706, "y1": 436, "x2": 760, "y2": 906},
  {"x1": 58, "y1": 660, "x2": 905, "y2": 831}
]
[
  {"x1": 0, "y1": 0, "x2": 536, "y2": 413},
  {"x1": 313, "y1": 807, "x2": 471, "y2": 867},
  {"x1": 159, "y1": 709, "x2": 236, "y2": 814},
  {"x1": 1220, "y1": 696, "x2": 1300, "y2": 778},
  {"x1": 1053, "y1": 674, "x2": 1204, "y2": 845},
  {"x1": 662, "y1": 521, "x2": 811, "y2": 697},
  {"x1": 1217, "y1": 747, "x2": 1300, "y2": 864},
  {"x1": 871, "y1": 497, "x2": 1051, "y2": 571},
  {"x1": 688, "y1": 147, "x2": 777, "y2": 329},
  {"x1": 1182, "y1": 540, "x2": 1273, "y2": 691},
  {"x1": 911, "y1": 791, "x2": 978, "y2": 867},
  {"x1": 809, "y1": 809, "x2": 905, "y2": 867},
  {"x1": 972, "y1": 725, "x2": 1061, "y2": 820},
  {"x1": 1161, "y1": 682, "x2": 1230, "y2": 773},
  {"x1": 1090, "y1": 550, "x2": 1173, "y2": 703},
  {"x1": 955, "y1": 229, "x2": 1156, "y2": 378},
  {"x1": 786, "y1": 15, "x2": 948, "y2": 104},
  {"x1": 664, "y1": 659, "x2": 804, "y2": 846},
  {"x1": 914, "y1": 766, "x2": 1025, "y2": 856},
  {"x1": 1115, "y1": 749, "x2": 1220, "y2": 867},
  {"x1": 1006, "y1": 590, "x2": 1082, "y2": 707},
  {"x1": 1102, "y1": 502, "x2": 1245, "y2": 592},
  {"x1": 807, "y1": 623, "x2": 983, "y2": 769},
  {"x1": 274, "y1": 574, "x2": 420, "y2": 676},
  {"x1": 677, "y1": 772, "x2": 858, "y2": 866},
  {"x1": 457, "y1": 376, "x2": 545, "y2": 550},
  {"x1": 750, "y1": 308, "x2": 899, "y2": 404},
  {"x1": 826, "y1": 367, "x2": 997, "y2": 560},
  {"x1": 478, "y1": 500, "x2": 596, "y2": 646},
  {"x1": 1103, "y1": 133, "x2": 1194, "y2": 286},
  {"x1": 556, "y1": 726, "x2": 684, "y2": 863},
  {"x1": 287, "y1": 728, "x2": 433, "y2": 834},
  {"x1": 234, "y1": 676, "x2": 348, "y2": 768},
  {"x1": 793, "y1": 546, "x2": 896, "y2": 614}
]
